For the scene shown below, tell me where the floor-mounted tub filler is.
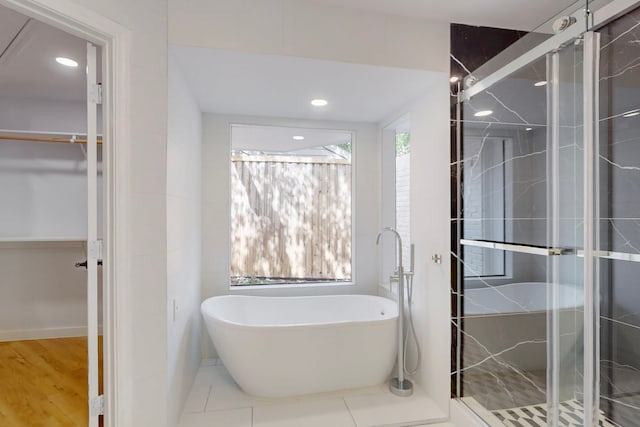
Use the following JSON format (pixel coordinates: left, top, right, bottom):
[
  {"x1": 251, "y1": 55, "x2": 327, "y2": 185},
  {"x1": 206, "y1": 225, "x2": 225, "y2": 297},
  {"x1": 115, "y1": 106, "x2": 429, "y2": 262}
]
[
  {"x1": 201, "y1": 294, "x2": 398, "y2": 398},
  {"x1": 376, "y1": 227, "x2": 419, "y2": 397}
]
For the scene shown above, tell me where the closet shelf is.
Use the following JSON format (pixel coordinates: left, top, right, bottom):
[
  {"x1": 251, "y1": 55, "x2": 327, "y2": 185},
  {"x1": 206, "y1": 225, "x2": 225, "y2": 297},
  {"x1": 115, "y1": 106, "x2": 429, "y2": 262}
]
[
  {"x1": 0, "y1": 129, "x2": 103, "y2": 144},
  {"x1": 0, "y1": 237, "x2": 88, "y2": 243}
]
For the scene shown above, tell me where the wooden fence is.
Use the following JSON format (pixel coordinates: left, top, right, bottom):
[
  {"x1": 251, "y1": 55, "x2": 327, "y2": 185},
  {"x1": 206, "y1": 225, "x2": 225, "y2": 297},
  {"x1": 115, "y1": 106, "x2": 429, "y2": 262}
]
[{"x1": 230, "y1": 155, "x2": 351, "y2": 282}]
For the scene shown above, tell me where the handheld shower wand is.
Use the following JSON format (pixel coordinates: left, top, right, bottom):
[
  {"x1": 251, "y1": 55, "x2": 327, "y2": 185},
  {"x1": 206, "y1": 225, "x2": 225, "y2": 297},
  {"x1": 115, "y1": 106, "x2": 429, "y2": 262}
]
[{"x1": 376, "y1": 227, "x2": 413, "y2": 397}]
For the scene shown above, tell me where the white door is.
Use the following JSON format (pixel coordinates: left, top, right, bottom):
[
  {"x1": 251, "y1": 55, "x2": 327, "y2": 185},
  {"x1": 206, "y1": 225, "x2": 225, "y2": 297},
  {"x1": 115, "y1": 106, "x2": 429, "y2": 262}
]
[{"x1": 86, "y1": 41, "x2": 102, "y2": 427}]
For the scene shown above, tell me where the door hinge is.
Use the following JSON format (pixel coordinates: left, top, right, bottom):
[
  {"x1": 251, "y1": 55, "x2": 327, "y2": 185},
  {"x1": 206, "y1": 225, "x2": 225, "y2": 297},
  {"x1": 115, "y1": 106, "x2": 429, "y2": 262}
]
[
  {"x1": 90, "y1": 394, "x2": 104, "y2": 416},
  {"x1": 88, "y1": 239, "x2": 103, "y2": 260},
  {"x1": 90, "y1": 83, "x2": 102, "y2": 104}
]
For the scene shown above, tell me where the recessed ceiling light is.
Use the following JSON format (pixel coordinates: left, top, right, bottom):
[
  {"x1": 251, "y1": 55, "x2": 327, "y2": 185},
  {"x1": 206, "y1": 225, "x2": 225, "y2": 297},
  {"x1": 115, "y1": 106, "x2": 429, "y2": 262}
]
[
  {"x1": 525, "y1": 127, "x2": 533, "y2": 131},
  {"x1": 292, "y1": 135, "x2": 305, "y2": 140},
  {"x1": 474, "y1": 110, "x2": 493, "y2": 117},
  {"x1": 55, "y1": 57, "x2": 78, "y2": 67},
  {"x1": 534, "y1": 80, "x2": 547, "y2": 87},
  {"x1": 450, "y1": 76, "x2": 460, "y2": 83},
  {"x1": 311, "y1": 99, "x2": 328, "y2": 107},
  {"x1": 622, "y1": 109, "x2": 640, "y2": 118}
]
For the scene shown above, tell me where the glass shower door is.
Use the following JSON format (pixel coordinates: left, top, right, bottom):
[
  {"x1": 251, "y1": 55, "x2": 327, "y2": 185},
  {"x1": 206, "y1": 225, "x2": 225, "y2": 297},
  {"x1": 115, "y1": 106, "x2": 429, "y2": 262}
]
[
  {"x1": 547, "y1": 32, "x2": 594, "y2": 427},
  {"x1": 453, "y1": 2, "x2": 640, "y2": 427},
  {"x1": 455, "y1": 31, "x2": 595, "y2": 427},
  {"x1": 596, "y1": 7, "x2": 640, "y2": 425},
  {"x1": 457, "y1": 54, "x2": 553, "y2": 423}
]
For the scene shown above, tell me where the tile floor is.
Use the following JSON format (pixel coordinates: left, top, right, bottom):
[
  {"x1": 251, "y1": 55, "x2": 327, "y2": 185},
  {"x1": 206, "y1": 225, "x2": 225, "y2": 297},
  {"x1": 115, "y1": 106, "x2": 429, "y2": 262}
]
[{"x1": 179, "y1": 359, "x2": 449, "y2": 427}]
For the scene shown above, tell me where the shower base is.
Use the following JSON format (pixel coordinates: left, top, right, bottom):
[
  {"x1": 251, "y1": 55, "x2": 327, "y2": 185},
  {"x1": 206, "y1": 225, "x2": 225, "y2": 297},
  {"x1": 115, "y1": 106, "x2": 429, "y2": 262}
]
[{"x1": 492, "y1": 400, "x2": 619, "y2": 427}]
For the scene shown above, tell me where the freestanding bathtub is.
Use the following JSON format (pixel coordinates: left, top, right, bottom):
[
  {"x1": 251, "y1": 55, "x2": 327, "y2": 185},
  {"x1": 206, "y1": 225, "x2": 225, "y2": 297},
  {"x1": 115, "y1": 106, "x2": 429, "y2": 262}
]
[{"x1": 201, "y1": 294, "x2": 398, "y2": 398}]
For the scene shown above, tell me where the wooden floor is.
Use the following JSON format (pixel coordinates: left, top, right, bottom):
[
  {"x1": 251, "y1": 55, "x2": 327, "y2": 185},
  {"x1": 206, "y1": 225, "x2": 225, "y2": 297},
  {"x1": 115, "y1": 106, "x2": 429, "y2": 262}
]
[{"x1": 0, "y1": 337, "x2": 103, "y2": 426}]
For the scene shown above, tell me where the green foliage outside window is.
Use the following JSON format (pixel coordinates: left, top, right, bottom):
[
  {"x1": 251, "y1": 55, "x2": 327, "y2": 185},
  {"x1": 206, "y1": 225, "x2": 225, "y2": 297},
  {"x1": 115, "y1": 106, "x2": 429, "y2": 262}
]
[{"x1": 396, "y1": 132, "x2": 410, "y2": 156}]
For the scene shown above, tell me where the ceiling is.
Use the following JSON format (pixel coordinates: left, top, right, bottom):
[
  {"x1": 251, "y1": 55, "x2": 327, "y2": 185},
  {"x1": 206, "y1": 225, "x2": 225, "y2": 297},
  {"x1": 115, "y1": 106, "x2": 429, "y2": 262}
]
[
  {"x1": 0, "y1": 4, "x2": 89, "y2": 102},
  {"x1": 232, "y1": 124, "x2": 351, "y2": 153},
  {"x1": 309, "y1": 0, "x2": 590, "y2": 31},
  {"x1": 172, "y1": 47, "x2": 440, "y2": 123},
  {"x1": 0, "y1": 0, "x2": 615, "y2": 110}
]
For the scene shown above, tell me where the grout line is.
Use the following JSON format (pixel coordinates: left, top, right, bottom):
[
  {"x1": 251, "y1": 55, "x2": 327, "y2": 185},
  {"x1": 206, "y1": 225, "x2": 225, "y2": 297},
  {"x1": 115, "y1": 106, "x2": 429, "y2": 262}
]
[
  {"x1": 343, "y1": 397, "x2": 358, "y2": 427},
  {"x1": 251, "y1": 406, "x2": 254, "y2": 427},
  {"x1": 202, "y1": 385, "x2": 212, "y2": 412}
]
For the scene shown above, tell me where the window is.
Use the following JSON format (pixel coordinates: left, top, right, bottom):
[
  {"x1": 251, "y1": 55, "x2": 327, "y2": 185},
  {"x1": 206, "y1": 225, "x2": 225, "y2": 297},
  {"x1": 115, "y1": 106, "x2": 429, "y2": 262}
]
[
  {"x1": 380, "y1": 118, "x2": 411, "y2": 286},
  {"x1": 230, "y1": 124, "x2": 353, "y2": 286},
  {"x1": 395, "y1": 130, "x2": 411, "y2": 268},
  {"x1": 463, "y1": 137, "x2": 507, "y2": 278}
]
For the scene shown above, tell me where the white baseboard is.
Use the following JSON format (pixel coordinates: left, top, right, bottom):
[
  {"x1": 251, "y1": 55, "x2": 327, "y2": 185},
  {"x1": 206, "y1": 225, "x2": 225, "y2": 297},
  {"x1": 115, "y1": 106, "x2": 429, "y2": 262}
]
[{"x1": 0, "y1": 325, "x2": 104, "y2": 342}]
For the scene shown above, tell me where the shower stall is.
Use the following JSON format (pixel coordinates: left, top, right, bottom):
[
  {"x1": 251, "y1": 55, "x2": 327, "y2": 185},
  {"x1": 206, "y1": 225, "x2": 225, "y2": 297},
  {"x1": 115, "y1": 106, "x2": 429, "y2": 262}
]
[{"x1": 452, "y1": 1, "x2": 640, "y2": 425}]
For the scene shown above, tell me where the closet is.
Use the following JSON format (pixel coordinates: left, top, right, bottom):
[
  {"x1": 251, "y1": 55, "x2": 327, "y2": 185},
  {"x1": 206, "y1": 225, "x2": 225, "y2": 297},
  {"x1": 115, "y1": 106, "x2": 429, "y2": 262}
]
[{"x1": 0, "y1": 5, "x2": 103, "y2": 426}]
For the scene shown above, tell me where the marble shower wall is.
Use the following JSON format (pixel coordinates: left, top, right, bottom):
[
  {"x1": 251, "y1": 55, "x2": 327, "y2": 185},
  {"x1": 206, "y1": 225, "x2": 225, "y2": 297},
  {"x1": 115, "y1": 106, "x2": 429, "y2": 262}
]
[
  {"x1": 450, "y1": 23, "x2": 531, "y2": 401},
  {"x1": 458, "y1": 66, "x2": 556, "y2": 408},
  {"x1": 598, "y1": 8, "x2": 640, "y2": 426},
  {"x1": 451, "y1": 20, "x2": 587, "y2": 416},
  {"x1": 450, "y1": 24, "x2": 555, "y2": 411},
  {"x1": 453, "y1": 3, "x2": 640, "y2": 425}
]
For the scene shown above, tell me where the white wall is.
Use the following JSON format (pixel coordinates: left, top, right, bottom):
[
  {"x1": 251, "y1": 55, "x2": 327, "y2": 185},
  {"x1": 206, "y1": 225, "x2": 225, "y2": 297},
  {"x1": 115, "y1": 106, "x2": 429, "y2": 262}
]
[
  {"x1": 0, "y1": 97, "x2": 102, "y2": 133},
  {"x1": 169, "y1": 0, "x2": 449, "y2": 72},
  {"x1": 202, "y1": 113, "x2": 380, "y2": 356},
  {"x1": 0, "y1": 241, "x2": 104, "y2": 340},
  {"x1": 167, "y1": 58, "x2": 202, "y2": 426},
  {"x1": 379, "y1": 76, "x2": 451, "y2": 414},
  {"x1": 0, "y1": 140, "x2": 103, "y2": 240},
  {"x1": 380, "y1": 129, "x2": 397, "y2": 289},
  {"x1": 171, "y1": 0, "x2": 451, "y2": 415},
  {"x1": 66, "y1": 1, "x2": 169, "y2": 425},
  {"x1": 0, "y1": 97, "x2": 104, "y2": 239},
  {"x1": 0, "y1": 95, "x2": 105, "y2": 339},
  {"x1": 408, "y1": 78, "x2": 451, "y2": 413}
]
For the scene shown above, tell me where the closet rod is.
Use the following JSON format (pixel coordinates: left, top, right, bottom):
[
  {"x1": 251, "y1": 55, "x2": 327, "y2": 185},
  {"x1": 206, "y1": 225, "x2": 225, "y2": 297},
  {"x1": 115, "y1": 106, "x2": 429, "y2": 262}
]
[{"x1": 0, "y1": 134, "x2": 103, "y2": 144}]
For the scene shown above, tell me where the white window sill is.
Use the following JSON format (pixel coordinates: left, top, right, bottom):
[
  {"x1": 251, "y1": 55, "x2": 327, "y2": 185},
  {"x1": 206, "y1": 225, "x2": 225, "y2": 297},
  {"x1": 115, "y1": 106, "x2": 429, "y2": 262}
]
[{"x1": 229, "y1": 281, "x2": 355, "y2": 291}]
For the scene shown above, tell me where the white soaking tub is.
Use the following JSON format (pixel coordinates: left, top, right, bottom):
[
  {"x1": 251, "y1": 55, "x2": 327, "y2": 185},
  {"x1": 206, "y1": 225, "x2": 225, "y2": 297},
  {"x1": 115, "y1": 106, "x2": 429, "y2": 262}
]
[{"x1": 201, "y1": 294, "x2": 398, "y2": 398}]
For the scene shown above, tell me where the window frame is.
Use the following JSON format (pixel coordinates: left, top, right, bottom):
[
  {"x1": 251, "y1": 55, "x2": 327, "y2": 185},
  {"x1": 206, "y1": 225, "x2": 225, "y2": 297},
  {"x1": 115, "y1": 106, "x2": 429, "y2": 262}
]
[
  {"x1": 227, "y1": 123, "x2": 357, "y2": 289},
  {"x1": 462, "y1": 135, "x2": 515, "y2": 283}
]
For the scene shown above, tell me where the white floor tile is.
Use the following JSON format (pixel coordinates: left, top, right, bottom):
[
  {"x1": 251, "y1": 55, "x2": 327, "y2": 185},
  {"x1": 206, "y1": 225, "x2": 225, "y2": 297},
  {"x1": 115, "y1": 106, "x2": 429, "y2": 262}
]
[
  {"x1": 253, "y1": 398, "x2": 356, "y2": 427},
  {"x1": 252, "y1": 383, "x2": 387, "y2": 407},
  {"x1": 179, "y1": 408, "x2": 252, "y2": 427},
  {"x1": 203, "y1": 364, "x2": 343, "y2": 411},
  {"x1": 183, "y1": 385, "x2": 211, "y2": 413},
  {"x1": 194, "y1": 365, "x2": 222, "y2": 386},
  {"x1": 344, "y1": 386, "x2": 447, "y2": 427},
  {"x1": 182, "y1": 362, "x2": 450, "y2": 427},
  {"x1": 205, "y1": 365, "x2": 258, "y2": 411}
]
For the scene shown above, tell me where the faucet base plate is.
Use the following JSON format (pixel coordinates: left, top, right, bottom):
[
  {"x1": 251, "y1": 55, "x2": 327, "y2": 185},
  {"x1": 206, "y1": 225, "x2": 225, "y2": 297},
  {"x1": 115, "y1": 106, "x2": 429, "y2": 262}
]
[{"x1": 389, "y1": 377, "x2": 413, "y2": 397}]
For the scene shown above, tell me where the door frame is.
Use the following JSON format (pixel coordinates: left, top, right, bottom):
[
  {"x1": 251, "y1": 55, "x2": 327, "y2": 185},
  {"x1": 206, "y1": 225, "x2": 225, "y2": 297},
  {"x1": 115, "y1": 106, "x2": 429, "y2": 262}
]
[{"x1": 0, "y1": 0, "x2": 131, "y2": 425}]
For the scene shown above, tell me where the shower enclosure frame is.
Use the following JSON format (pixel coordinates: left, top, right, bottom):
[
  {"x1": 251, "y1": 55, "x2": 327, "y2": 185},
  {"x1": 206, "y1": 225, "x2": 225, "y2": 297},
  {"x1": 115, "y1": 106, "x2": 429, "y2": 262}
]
[{"x1": 452, "y1": 0, "x2": 640, "y2": 425}]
